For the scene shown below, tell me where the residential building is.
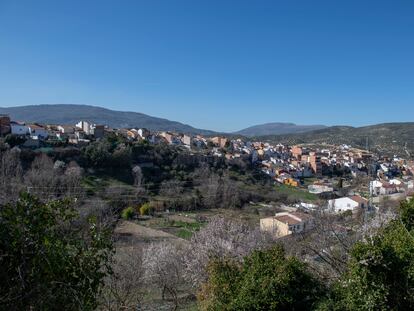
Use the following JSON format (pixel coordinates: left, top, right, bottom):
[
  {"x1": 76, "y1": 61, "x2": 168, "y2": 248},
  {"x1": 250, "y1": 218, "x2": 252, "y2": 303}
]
[
  {"x1": 137, "y1": 128, "x2": 150, "y2": 140},
  {"x1": 327, "y1": 195, "x2": 368, "y2": 213},
  {"x1": 260, "y1": 211, "x2": 314, "y2": 238},
  {"x1": 291, "y1": 146, "x2": 303, "y2": 160},
  {"x1": 10, "y1": 121, "x2": 29, "y2": 135},
  {"x1": 76, "y1": 120, "x2": 93, "y2": 135},
  {"x1": 75, "y1": 120, "x2": 104, "y2": 138},
  {"x1": 182, "y1": 134, "x2": 192, "y2": 146},
  {"x1": 309, "y1": 152, "x2": 322, "y2": 176},
  {"x1": 92, "y1": 125, "x2": 105, "y2": 138},
  {"x1": 211, "y1": 136, "x2": 228, "y2": 148},
  {"x1": 27, "y1": 124, "x2": 48, "y2": 139},
  {"x1": 57, "y1": 125, "x2": 75, "y2": 134}
]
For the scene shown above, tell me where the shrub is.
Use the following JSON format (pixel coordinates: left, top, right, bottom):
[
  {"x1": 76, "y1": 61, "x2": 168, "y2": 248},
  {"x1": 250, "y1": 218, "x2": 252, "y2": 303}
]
[
  {"x1": 0, "y1": 193, "x2": 113, "y2": 310},
  {"x1": 121, "y1": 206, "x2": 135, "y2": 220},
  {"x1": 139, "y1": 203, "x2": 154, "y2": 216},
  {"x1": 198, "y1": 245, "x2": 325, "y2": 311}
]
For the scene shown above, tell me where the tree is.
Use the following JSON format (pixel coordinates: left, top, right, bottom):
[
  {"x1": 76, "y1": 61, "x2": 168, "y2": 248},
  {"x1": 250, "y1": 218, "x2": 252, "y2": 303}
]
[
  {"x1": 4, "y1": 134, "x2": 26, "y2": 148},
  {"x1": 101, "y1": 247, "x2": 145, "y2": 310},
  {"x1": 83, "y1": 140, "x2": 112, "y2": 167},
  {"x1": 132, "y1": 165, "x2": 143, "y2": 187},
  {"x1": 329, "y1": 198, "x2": 414, "y2": 310},
  {"x1": 142, "y1": 242, "x2": 185, "y2": 309},
  {"x1": 0, "y1": 193, "x2": 113, "y2": 310},
  {"x1": 0, "y1": 147, "x2": 23, "y2": 203},
  {"x1": 24, "y1": 154, "x2": 84, "y2": 201},
  {"x1": 184, "y1": 216, "x2": 271, "y2": 288},
  {"x1": 198, "y1": 245, "x2": 325, "y2": 311},
  {"x1": 159, "y1": 179, "x2": 184, "y2": 198}
]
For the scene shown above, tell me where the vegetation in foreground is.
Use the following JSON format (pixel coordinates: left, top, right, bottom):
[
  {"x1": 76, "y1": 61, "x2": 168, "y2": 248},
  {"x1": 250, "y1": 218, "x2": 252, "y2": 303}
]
[
  {"x1": 1, "y1": 136, "x2": 414, "y2": 310},
  {"x1": 0, "y1": 194, "x2": 113, "y2": 310},
  {"x1": 1, "y1": 194, "x2": 414, "y2": 310},
  {"x1": 198, "y1": 198, "x2": 414, "y2": 310}
]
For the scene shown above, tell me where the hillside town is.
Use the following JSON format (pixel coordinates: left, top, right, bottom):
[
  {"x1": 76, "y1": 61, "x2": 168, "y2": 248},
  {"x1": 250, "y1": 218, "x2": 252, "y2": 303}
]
[{"x1": 2, "y1": 114, "x2": 414, "y2": 236}]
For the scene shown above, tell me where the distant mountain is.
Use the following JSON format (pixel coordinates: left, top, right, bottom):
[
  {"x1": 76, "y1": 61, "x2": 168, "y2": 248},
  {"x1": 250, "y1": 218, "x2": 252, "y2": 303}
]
[
  {"x1": 257, "y1": 123, "x2": 414, "y2": 158},
  {"x1": 235, "y1": 122, "x2": 327, "y2": 136},
  {"x1": 0, "y1": 104, "x2": 216, "y2": 135}
]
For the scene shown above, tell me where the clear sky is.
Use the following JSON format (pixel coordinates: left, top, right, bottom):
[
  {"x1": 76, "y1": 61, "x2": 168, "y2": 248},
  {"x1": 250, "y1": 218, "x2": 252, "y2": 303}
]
[{"x1": 0, "y1": 0, "x2": 413, "y2": 132}]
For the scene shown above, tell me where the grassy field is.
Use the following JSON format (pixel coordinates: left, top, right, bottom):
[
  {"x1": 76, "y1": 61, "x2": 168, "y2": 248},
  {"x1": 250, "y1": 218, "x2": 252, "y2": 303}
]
[
  {"x1": 137, "y1": 215, "x2": 205, "y2": 239},
  {"x1": 275, "y1": 184, "x2": 319, "y2": 202}
]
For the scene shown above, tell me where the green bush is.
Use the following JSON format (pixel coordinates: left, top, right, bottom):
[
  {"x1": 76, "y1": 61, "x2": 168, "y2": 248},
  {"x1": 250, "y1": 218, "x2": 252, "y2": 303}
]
[
  {"x1": 121, "y1": 206, "x2": 135, "y2": 220},
  {"x1": 0, "y1": 193, "x2": 112, "y2": 310},
  {"x1": 198, "y1": 245, "x2": 325, "y2": 311},
  {"x1": 139, "y1": 203, "x2": 154, "y2": 216}
]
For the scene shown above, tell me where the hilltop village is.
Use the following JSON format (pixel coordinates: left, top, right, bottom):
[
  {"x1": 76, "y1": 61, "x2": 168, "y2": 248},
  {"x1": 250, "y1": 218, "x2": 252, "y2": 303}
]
[{"x1": 1, "y1": 114, "x2": 414, "y2": 239}]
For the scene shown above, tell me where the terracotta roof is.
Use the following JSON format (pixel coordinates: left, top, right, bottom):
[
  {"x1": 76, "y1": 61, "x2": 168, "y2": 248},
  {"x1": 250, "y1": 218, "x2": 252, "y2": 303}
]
[
  {"x1": 28, "y1": 124, "x2": 44, "y2": 129},
  {"x1": 350, "y1": 196, "x2": 368, "y2": 204},
  {"x1": 275, "y1": 215, "x2": 301, "y2": 225},
  {"x1": 382, "y1": 182, "x2": 397, "y2": 189},
  {"x1": 291, "y1": 211, "x2": 313, "y2": 221}
]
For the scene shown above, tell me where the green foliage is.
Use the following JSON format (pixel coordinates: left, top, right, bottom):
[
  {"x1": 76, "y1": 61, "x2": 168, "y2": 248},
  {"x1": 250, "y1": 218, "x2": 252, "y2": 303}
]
[
  {"x1": 176, "y1": 228, "x2": 194, "y2": 239},
  {"x1": 83, "y1": 140, "x2": 112, "y2": 167},
  {"x1": 329, "y1": 198, "x2": 414, "y2": 311},
  {"x1": 0, "y1": 193, "x2": 113, "y2": 310},
  {"x1": 276, "y1": 184, "x2": 319, "y2": 202},
  {"x1": 198, "y1": 245, "x2": 325, "y2": 311},
  {"x1": 198, "y1": 257, "x2": 241, "y2": 311},
  {"x1": 139, "y1": 202, "x2": 155, "y2": 216},
  {"x1": 121, "y1": 206, "x2": 135, "y2": 220},
  {"x1": 170, "y1": 220, "x2": 203, "y2": 231},
  {"x1": 4, "y1": 134, "x2": 26, "y2": 147},
  {"x1": 82, "y1": 136, "x2": 131, "y2": 168},
  {"x1": 399, "y1": 198, "x2": 414, "y2": 232}
]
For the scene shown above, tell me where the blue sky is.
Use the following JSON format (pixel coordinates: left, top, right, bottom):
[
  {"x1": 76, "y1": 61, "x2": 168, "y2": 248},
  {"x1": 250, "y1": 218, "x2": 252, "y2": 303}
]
[{"x1": 0, "y1": 0, "x2": 413, "y2": 132}]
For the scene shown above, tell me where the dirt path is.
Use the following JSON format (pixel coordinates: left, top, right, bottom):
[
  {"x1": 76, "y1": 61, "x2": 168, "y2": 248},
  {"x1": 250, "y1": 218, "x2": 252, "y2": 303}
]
[{"x1": 114, "y1": 220, "x2": 187, "y2": 248}]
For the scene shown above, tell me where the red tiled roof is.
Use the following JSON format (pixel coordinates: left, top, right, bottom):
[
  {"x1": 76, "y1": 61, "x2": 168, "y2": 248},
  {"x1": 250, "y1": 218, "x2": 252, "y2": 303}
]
[
  {"x1": 275, "y1": 215, "x2": 301, "y2": 225},
  {"x1": 291, "y1": 211, "x2": 313, "y2": 221},
  {"x1": 28, "y1": 124, "x2": 44, "y2": 129},
  {"x1": 350, "y1": 196, "x2": 368, "y2": 204}
]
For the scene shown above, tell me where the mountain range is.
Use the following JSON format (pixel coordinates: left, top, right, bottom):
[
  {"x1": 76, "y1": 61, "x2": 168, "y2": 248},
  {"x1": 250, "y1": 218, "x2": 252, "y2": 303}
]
[
  {"x1": 1, "y1": 105, "x2": 413, "y2": 157},
  {"x1": 0, "y1": 104, "x2": 325, "y2": 136},
  {"x1": 0, "y1": 104, "x2": 216, "y2": 135},
  {"x1": 256, "y1": 123, "x2": 414, "y2": 158},
  {"x1": 235, "y1": 122, "x2": 326, "y2": 136}
]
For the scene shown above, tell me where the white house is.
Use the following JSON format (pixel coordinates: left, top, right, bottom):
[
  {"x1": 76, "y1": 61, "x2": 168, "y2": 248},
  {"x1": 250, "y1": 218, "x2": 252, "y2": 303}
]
[
  {"x1": 76, "y1": 120, "x2": 93, "y2": 135},
  {"x1": 27, "y1": 124, "x2": 48, "y2": 139},
  {"x1": 137, "y1": 128, "x2": 150, "y2": 140},
  {"x1": 328, "y1": 196, "x2": 368, "y2": 213},
  {"x1": 10, "y1": 121, "x2": 29, "y2": 135}
]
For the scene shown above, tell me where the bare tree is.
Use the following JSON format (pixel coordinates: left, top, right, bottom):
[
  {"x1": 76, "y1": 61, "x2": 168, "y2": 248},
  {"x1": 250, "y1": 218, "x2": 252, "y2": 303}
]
[
  {"x1": 183, "y1": 216, "x2": 271, "y2": 288},
  {"x1": 64, "y1": 161, "x2": 84, "y2": 198},
  {"x1": 24, "y1": 155, "x2": 84, "y2": 201},
  {"x1": 0, "y1": 147, "x2": 23, "y2": 203},
  {"x1": 142, "y1": 242, "x2": 185, "y2": 310},
  {"x1": 100, "y1": 247, "x2": 145, "y2": 311},
  {"x1": 159, "y1": 179, "x2": 184, "y2": 197},
  {"x1": 132, "y1": 165, "x2": 143, "y2": 187},
  {"x1": 285, "y1": 209, "x2": 397, "y2": 283}
]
